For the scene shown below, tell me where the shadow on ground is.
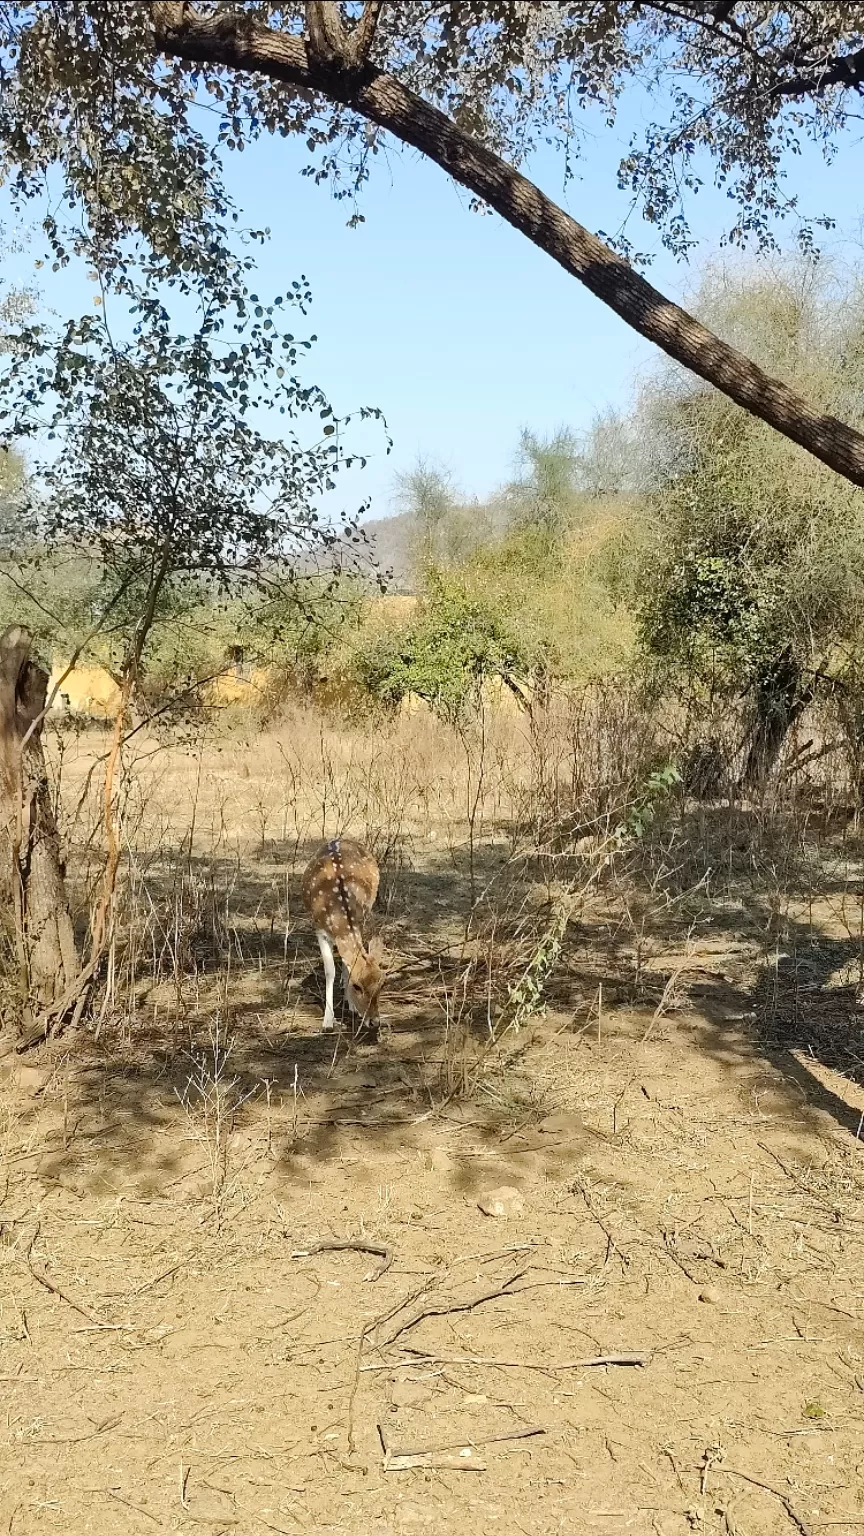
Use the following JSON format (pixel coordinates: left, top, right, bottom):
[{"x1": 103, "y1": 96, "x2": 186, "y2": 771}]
[{"x1": 11, "y1": 809, "x2": 864, "y2": 1197}]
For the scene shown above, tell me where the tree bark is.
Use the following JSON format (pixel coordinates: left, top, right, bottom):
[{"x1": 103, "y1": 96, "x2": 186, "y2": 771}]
[
  {"x1": 741, "y1": 650, "x2": 810, "y2": 792},
  {"x1": 0, "y1": 626, "x2": 78, "y2": 1038},
  {"x1": 150, "y1": 2, "x2": 864, "y2": 489}
]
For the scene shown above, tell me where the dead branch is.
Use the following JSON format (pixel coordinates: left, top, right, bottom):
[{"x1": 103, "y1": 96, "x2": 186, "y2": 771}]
[
  {"x1": 568, "y1": 1178, "x2": 631, "y2": 1266},
  {"x1": 105, "y1": 1490, "x2": 164, "y2": 1526},
  {"x1": 718, "y1": 1467, "x2": 814, "y2": 1536},
  {"x1": 377, "y1": 1419, "x2": 541, "y2": 1471},
  {"x1": 386, "y1": 1425, "x2": 545, "y2": 1457},
  {"x1": 757, "y1": 1142, "x2": 864, "y2": 1227},
  {"x1": 385, "y1": 1451, "x2": 487, "y2": 1472},
  {"x1": 362, "y1": 1351, "x2": 649, "y2": 1372},
  {"x1": 291, "y1": 1238, "x2": 394, "y2": 1280},
  {"x1": 345, "y1": 1264, "x2": 455, "y2": 1455},
  {"x1": 24, "y1": 1223, "x2": 106, "y2": 1326},
  {"x1": 382, "y1": 1266, "x2": 530, "y2": 1347}
]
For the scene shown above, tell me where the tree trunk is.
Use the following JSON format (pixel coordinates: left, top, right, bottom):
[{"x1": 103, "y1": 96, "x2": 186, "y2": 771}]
[
  {"x1": 0, "y1": 626, "x2": 79, "y2": 1039},
  {"x1": 741, "y1": 651, "x2": 810, "y2": 792},
  {"x1": 151, "y1": 2, "x2": 864, "y2": 489}
]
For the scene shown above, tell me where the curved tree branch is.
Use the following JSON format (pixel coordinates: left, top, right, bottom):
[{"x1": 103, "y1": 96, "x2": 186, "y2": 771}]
[
  {"x1": 639, "y1": 0, "x2": 864, "y2": 98},
  {"x1": 768, "y1": 40, "x2": 864, "y2": 99},
  {"x1": 151, "y1": 1, "x2": 864, "y2": 488}
]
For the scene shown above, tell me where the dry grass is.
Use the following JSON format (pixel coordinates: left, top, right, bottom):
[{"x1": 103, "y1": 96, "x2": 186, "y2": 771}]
[{"x1": 2, "y1": 691, "x2": 864, "y2": 1533}]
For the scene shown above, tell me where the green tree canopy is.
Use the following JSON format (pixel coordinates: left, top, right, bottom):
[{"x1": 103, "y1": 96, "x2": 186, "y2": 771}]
[
  {"x1": 2, "y1": 5, "x2": 864, "y2": 482},
  {"x1": 638, "y1": 259, "x2": 864, "y2": 782},
  {"x1": 0, "y1": 262, "x2": 385, "y2": 691}
]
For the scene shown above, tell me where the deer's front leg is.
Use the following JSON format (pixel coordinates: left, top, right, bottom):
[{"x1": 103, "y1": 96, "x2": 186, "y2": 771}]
[{"x1": 316, "y1": 929, "x2": 337, "y2": 1031}]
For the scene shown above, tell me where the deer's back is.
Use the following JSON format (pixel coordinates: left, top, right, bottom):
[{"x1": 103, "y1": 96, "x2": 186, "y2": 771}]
[{"x1": 302, "y1": 838, "x2": 379, "y2": 933}]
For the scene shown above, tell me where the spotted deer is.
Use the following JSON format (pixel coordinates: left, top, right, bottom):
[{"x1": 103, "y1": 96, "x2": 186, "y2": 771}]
[{"x1": 301, "y1": 838, "x2": 385, "y2": 1031}]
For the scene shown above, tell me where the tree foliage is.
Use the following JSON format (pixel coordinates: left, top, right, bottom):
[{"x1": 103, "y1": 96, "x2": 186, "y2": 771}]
[
  {"x1": 4, "y1": 4, "x2": 863, "y2": 263},
  {"x1": 2, "y1": 4, "x2": 864, "y2": 482},
  {"x1": 356, "y1": 570, "x2": 532, "y2": 721},
  {"x1": 641, "y1": 262, "x2": 864, "y2": 680},
  {"x1": 0, "y1": 264, "x2": 385, "y2": 697},
  {"x1": 637, "y1": 259, "x2": 864, "y2": 781}
]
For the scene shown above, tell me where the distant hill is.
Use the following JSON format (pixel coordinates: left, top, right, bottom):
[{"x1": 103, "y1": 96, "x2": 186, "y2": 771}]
[{"x1": 357, "y1": 511, "x2": 416, "y2": 591}]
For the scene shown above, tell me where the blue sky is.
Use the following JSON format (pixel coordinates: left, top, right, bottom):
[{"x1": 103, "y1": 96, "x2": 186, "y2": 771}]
[{"x1": 2, "y1": 85, "x2": 861, "y2": 522}]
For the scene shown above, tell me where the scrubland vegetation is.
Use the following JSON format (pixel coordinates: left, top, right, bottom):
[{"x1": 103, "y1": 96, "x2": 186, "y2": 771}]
[
  {"x1": 2, "y1": 259, "x2": 864, "y2": 1532},
  {"x1": 4, "y1": 1, "x2": 864, "y2": 1526}
]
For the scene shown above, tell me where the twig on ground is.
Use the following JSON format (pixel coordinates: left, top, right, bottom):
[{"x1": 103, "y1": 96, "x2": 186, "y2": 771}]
[
  {"x1": 454, "y1": 1243, "x2": 543, "y2": 1264},
  {"x1": 105, "y1": 1491, "x2": 163, "y2": 1526},
  {"x1": 388, "y1": 1425, "x2": 546, "y2": 1456},
  {"x1": 346, "y1": 1265, "x2": 452, "y2": 1456},
  {"x1": 26, "y1": 1414, "x2": 122, "y2": 1445},
  {"x1": 24, "y1": 1223, "x2": 106, "y2": 1326},
  {"x1": 291, "y1": 1238, "x2": 394, "y2": 1281},
  {"x1": 718, "y1": 1466, "x2": 814, "y2": 1536},
  {"x1": 131, "y1": 1261, "x2": 186, "y2": 1296},
  {"x1": 362, "y1": 1351, "x2": 649, "y2": 1372},
  {"x1": 568, "y1": 1179, "x2": 630, "y2": 1266},
  {"x1": 347, "y1": 1318, "x2": 376, "y2": 1458},
  {"x1": 377, "y1": 1420, "x2": 542, "y2": 1471},
  {"x1": 757, "y1": 1142, "x2": 864, "y2": 1228},
  {"x1": 382, "y1": 1266, "x2": 530, "y2": 1347},
  {"x1": 661, "y1": 1233, "x2": 702, "y2": 1285},
  {"x1": 385, "y1": 1450, "x2": 487, "y2": 1472}
]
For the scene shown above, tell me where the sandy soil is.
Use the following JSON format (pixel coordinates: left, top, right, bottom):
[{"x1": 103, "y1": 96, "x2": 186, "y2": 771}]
[{"x1": 2, "y1": 726, "x2": 864, "y2": 1535}]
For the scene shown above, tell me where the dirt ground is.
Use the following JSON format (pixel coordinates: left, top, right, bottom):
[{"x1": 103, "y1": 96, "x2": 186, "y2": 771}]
[{"x1": 2, "y1": 722, "x2": 864, "y2": 1535}]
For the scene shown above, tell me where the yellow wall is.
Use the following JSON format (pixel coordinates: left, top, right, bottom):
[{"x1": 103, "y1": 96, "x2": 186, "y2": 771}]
[
  {"x1": 48, "y1": 660, "x2": 271, "y2": 718},
  {"x1": 204, "y1": 668, "x2": 269, "y2": 707},
  {"x1": 48, "y1": 663, "x2": 122, "y2": 719}
]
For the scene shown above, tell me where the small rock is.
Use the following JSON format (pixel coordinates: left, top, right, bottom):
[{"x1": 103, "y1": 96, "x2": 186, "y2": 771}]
[
  {"x1": 537, "y1": 1111, "x2": 582, "y2": 1136},
  {"x1": 477, "y1": 1185, "x2": 524, "y2": 1218},
  {"x1": 698, "y1": 1286, "x2": 722, "y2": 1305}
]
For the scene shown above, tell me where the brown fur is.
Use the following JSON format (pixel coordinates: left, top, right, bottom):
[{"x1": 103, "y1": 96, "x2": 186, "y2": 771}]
[{"x1": 301, "y1": 838, "x2": 384, "y2": 1023}]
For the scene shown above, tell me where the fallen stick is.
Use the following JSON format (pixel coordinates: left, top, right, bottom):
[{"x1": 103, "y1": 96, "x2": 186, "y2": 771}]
[
  {"x1": 291, "y1": 1238, "x2": 393, "y2": 1281},
  {"x1": 387, "y1": 1426, "x2": 546, "y2": 1457},
  {"x1": 347, "y1": 1266, "x2": 451, "y2": 1456},
  {"x1": 568, "y1": 1178, "x2": 630, "y2": 1266},
  {"x1": 385, "y1": 1452, "x2": 487, "y2": 1472},
  {"x1": 718, "y1": 1466, "x2": 814, "y2": 1536},
  {"x1": 362, "y1": 1351, "x2": 649, "y2": 1372},
  {"x1": 378, "y1": 1422, "x2": 542, "y2": 1471},
  {"x1": 382, "y1": 1267, "x2": 529, "y2": 1347},
  {"x1": 24, "y1": 1224, "x2": 106, "y2": 1326}
]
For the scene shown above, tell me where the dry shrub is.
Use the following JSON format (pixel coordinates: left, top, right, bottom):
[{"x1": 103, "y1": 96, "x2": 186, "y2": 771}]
[{"x1": 36, "y1": 673, "x2": 864, "y2": 1105}]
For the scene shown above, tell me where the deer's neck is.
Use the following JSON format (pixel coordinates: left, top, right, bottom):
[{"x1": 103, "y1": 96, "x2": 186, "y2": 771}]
[{"x1": 333, "y1": 929, "x2": 367, "y2": 977}]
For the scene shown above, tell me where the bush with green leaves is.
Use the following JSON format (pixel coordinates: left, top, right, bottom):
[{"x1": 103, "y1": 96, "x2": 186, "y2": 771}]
[
  {"x1": 356, "y1": 574, "x2": 532, "y2": 721},
  {"x1": 637, "y1": 260, "x2": 864, "y2": 785},
  {"x1": 0, "y1": 262, "x2": 384, "y2": 710}
]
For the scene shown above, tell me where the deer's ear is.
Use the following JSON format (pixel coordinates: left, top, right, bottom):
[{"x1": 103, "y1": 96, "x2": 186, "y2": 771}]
[{"x1": 367, "y1": 936, "x2": 385, "y2": 964}]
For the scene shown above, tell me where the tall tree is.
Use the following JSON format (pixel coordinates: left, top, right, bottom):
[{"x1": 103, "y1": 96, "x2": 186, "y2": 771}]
[
  {"x1": 638, "y1": 260, "x2": 864, "y2": 789},
  {"x1": 0, "y1": 262, "x2": 382, "y2": 1042},
  {"x1": 2, "y1": 4, "x2": 864, "y2": 482},
  {"x1": 0, "y1": 624, "x2": 78, "y2": 1037}
]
